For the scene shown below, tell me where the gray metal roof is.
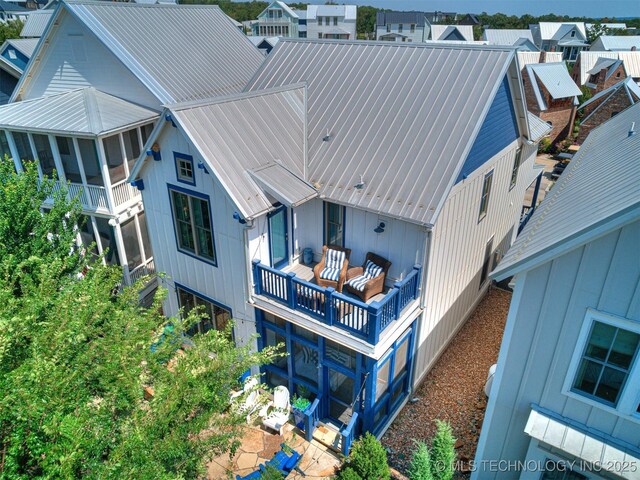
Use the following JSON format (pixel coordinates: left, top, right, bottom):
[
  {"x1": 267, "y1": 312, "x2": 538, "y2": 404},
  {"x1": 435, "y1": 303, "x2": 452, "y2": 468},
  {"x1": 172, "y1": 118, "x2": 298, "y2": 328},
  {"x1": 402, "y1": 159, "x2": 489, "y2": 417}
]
[
  {"x1": 246, "y1": 39, "x2": 517, "y2": 226},
  {"x1": 0, "y1": 0, "x2": 30, "y2": 12},
  {"x1": 527, "y1": 112, "x2": 552, "y2": 141},
  {"x1": 537, "y1": 22, "x2": 586, "y2": 41},
  {"x1": 483, "y1": 29, "x2": 534, "y2": 46},
  {"x1": 306, "y1": 5, "x2": 357, "y2": 20},
  {"x1": 493, "y1": 101, "x2": 640, "y2": 280},
  {"x1": 586, "y1": 57, "x2": 618, "y2": 75},
  {"x1": 376, "y1": 11, "x2": 427, "y2": 28},
  {"x1": 579, "y1": 77, "x2": 640, "y2": 123},
  {"x1": 58, "y1": 0, "x2": 265, "y2": 104},
  {"x1": 249, "y1": 162, "x2": 317, "y2": 208},
  {"x1": 146, "y1": 85, "x2": 307, "y2": 220},
  {"x1": 431, "y1": 24, "x2": 474, "y2": 42},
  {"x1": 526, "y1": 62, "x2": 581, "y2": 109},
  {"x1": 5, "y1": 38, "x2": 39, "y2": 58},
  {"x1": 0, "y1": 87, "x2": 159, "y2": 136},
  {"x1": 20, "y1": 9, "x2": 52, "y2": 37},
  {"x1": 592, "y1": 35, "x2": 640, "y2": 52}
]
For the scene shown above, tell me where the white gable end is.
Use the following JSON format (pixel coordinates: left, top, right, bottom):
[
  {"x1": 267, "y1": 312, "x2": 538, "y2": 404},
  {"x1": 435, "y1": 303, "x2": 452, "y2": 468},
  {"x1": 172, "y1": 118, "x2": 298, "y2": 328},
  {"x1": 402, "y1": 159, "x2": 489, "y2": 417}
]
[{"x1": 17, "y1": 9, "x2": 159, "y2": 108}]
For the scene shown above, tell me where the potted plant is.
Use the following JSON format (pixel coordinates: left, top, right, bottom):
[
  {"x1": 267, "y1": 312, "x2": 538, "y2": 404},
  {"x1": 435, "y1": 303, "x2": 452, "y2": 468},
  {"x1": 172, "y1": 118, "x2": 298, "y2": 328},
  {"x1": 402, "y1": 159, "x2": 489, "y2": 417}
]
[{"x1": 292, "y1": 394, "x2": 311, "y2": 430}]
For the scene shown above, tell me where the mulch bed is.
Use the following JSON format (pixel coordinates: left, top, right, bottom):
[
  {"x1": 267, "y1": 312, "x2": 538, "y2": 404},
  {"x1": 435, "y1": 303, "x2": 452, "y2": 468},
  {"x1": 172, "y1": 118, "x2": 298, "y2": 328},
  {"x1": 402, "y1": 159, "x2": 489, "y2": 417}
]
[{"x1": 381, "y1": 287, "x2": 512, "y2": 477}]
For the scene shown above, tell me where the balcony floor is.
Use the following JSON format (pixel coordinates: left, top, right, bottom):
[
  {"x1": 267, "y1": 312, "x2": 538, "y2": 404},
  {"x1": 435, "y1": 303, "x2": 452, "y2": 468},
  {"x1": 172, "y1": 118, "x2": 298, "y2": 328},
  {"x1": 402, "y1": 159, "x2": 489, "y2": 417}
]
[{"x1": 282, "y1": 261, "x2": 388, "y2": 304}]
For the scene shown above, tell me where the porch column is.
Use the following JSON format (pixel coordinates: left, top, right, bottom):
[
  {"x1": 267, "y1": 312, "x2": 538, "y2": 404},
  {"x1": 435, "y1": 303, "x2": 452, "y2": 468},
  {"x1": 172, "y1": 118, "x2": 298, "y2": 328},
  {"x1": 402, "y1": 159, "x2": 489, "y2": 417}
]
[
  {"x1": 26, "y1": 133, "x2": 44, "y2": 179},
  {"x1": 530, "y1": 173, "x2": 543, "y2": 212},
  {"x1": 47, "y1": 134, "x2": 68, "y2": 184},
  {"x1": 111, "y1": 220, "x2": 130, "y2": 284},
  {"x1": 71, "y1": 137, "x2": 94, "y2": 209},
  {"x1": 96, "y1": 137, "x2": 117, "y2": 212},
  {"x1": 5, "y1": 130, "x2": 22, "y2": 172}
]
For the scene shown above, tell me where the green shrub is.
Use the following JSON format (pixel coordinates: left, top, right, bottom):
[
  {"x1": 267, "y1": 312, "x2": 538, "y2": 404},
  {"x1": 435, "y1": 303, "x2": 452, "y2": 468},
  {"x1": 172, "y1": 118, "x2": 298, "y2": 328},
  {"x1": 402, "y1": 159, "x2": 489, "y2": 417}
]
[
  {"x1": 408, "y1": 441, "x2": 434, "y2": 480},
  {"x1": 538, "y1": 137, "x2": 552, "y2": 154},
  {"x1": 338, "y1": 466, "x2": 363, "y2": 480},
  {"x1": 430, "y1": 421, "x2": 456, "y2": 480},
  {"x1": 343, "y1": 432, "x2": 390, "y2": 480},
  {"x1": 260, "y1": 464, "x2": 285, "y2": 479}
]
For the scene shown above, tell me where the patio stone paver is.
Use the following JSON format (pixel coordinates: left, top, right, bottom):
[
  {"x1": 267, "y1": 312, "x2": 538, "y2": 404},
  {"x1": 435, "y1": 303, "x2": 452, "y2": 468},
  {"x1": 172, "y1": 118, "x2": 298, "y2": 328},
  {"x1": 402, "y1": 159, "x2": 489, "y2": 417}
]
[
  {"x1": 240, "y1": 427, "x2": 265, "y2": 454},
  {"x1": 236, "y1": 452, "x2": 259, "y2": 470}
]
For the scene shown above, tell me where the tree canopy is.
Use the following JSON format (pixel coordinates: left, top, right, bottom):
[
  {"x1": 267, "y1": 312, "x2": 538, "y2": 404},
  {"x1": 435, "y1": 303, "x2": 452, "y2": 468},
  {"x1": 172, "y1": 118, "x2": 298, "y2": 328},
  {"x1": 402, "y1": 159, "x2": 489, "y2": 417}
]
[{"x1": 0, "y1": 157, "x2": 283, "y2": 479}]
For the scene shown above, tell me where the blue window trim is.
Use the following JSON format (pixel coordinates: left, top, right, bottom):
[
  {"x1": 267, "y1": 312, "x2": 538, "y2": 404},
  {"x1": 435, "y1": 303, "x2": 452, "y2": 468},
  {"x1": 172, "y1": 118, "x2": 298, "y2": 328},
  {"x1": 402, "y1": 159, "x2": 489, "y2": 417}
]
[
  {"x1": 478, "y1": 169, "x2": 494, "y2": 223},
  {"x1": 174, "y1": 151, "x2": 196, "y2": 186},
  {"x1": 167, "y1": 183, "x2": 218, "y2": 267},
  {"x1": 322, "y1": 201, "x2": 346, "y2": 247},
  {"x1": 174, "y1": 281, "x2": 234, "y2": 341},
  {"x1": 267, "y1": 204, "x2": 289, "y2": 269}
]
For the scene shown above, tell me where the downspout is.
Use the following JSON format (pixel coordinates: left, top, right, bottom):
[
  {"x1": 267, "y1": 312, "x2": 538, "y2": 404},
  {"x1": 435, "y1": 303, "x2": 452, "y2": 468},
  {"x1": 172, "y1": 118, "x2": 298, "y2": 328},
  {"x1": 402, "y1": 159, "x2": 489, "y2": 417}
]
[{"x1": 243, "y1": 218, "x2": 257, "y2": 310}]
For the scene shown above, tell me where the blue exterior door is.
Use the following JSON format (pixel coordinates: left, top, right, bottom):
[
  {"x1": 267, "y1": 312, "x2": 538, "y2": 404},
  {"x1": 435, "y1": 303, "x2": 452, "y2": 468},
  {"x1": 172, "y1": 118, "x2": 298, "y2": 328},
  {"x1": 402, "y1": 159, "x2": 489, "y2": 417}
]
[
  {"x1": 269, "y1": 205, "x2": 288, "y2": 269},
  {"x1": 324, "y1": 365, "x2": 355, "y2": 425}
]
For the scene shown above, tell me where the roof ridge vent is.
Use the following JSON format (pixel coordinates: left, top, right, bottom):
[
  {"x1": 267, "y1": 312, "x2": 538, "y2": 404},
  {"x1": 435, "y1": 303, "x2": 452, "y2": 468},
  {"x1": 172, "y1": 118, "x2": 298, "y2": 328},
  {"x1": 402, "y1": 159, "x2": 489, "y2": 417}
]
[{"x1": 629, "y1": 121, "x2": 636, "y2": 137}]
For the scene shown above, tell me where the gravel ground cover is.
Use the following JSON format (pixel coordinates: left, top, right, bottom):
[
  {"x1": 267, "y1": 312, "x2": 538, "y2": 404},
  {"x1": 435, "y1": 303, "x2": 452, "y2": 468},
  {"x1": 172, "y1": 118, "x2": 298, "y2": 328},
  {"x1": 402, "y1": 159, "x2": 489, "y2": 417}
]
[{"x1": 381, "y1": 288, "x2": 511, "y2": 477}]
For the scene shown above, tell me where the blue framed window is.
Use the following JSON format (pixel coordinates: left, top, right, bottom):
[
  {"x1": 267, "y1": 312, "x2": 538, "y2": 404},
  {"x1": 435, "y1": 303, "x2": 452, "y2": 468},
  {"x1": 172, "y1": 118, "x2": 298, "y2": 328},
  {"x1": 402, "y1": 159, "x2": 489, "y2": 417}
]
[
  {"x1": 478, "y1": 169, "x2": 494, "y2": 221},
  {"x1": 268, "y1": 205, "x2": 288, "y2": 269},
  {"x1": 174, "y1": 152, "x2": 195, "y2": 185},
  {"x1": 509, "y1": 148, "x2": 523, "y2": 190},
  {"x1": 168, "y1": 184, "x2": 217, "y2": 265},
  {"x1": 324, "y1": 202, "x2": 345, "y2": 247},
  {"x1": 176, "y1": 283, "x2": 231, "y2": 337}
]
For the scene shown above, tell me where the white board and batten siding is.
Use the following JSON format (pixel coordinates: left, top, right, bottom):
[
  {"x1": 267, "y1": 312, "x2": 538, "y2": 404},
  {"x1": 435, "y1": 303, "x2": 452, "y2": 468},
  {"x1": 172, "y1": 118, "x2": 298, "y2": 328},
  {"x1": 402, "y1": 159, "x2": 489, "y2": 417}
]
[
  {"x1": 140, "y1": 125, "x2": 257, "y2": 346},
  {"x1": 413, "y1": 139, "x2": 538, "y2": 386},
  {"x1": 17, "y1": 9, "x2": 159, "y2": 108},
  {"x1": 475, "y1": 219, "x2": 640, "y2": 478}
]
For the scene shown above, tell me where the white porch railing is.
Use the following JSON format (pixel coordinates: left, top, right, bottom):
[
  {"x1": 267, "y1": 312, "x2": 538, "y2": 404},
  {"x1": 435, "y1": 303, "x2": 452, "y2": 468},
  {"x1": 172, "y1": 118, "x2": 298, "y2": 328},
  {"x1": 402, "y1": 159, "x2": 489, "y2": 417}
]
[
  {"x1": 112, "y1": 179, "x2": 141, "y2": 207},
  {"x1": 45, "y1": 181, "x2": 109, "y2": 212},
  {"x1": 126, "y1": 257, "x2": 156, "y2": 285}
]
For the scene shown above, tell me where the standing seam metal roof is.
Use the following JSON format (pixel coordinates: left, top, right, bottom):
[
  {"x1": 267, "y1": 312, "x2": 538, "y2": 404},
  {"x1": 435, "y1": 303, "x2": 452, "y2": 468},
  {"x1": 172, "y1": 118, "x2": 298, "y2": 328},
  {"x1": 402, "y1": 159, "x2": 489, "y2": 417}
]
[
  {"x1": 62, "y1": 0, "x2": 265, "y2": 104},
  {"x1": 592, "y1": 36, "x2": 640, "y2": 51},
  {"x1": 245, "y1": 39, "x2": 517, "y2": 226},
  {"x1": 492, "y1": 101, "x2": 640, "y2": 279},
  {"x1": 483, "y1": 29, "x2": 534, "y2": 46},
  {"x1": 578, "y1": 77, "x2": 640, "y2": 123},
  {"x1": 20, "y1": 9, "x2": 52, "y2": 37},
  {"x1": 431, "y1": 24, "x2": 474, "y2": 42},
  {"x1": 0, "y1": 87, "x2": 159, "y2": 136},
  {"x1": 527, "y1": 112, "x2": 552, "y2": 141},
  {"x1": 5, "y1": 38, "x2": 39, "y2": 58},
  {"x1": 161, "y1": 86, "x2": 307, "y2": 220},
  {"x1": 576, "y1": 51, "x2": 640, "y2": 85},
  {"x1": 527, "y1": 62, "x2": 581, "y2": 105}
]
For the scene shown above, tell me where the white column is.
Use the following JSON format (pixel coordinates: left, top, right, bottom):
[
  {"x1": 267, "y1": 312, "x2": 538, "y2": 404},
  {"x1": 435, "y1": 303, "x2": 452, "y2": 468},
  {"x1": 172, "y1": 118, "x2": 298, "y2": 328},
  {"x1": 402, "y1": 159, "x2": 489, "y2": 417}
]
[
  {"x1": 71, "y1": 137, "x2": 93, "y2": 209},
  {"x1": 26, "y1": 133, "x2": 44, "y2": 179},
  {"x1": 96, "y1": 137, "x2": 116, "y2": 212},
  {"x1": 5, "y1": 130, "x2": 23, "y2": 172},
  {"x1": 47, "y1": 134, "x2": 68, "y2": 184},
  {"x1": 133, "y1": 213, "x2": 147, "y2": 264},
  {"x1": 118, "y1": 132, "x2": 129, "y2": 179},
  {"x1": 112, "y1": 220, "x2": 130, "y2": 284}
]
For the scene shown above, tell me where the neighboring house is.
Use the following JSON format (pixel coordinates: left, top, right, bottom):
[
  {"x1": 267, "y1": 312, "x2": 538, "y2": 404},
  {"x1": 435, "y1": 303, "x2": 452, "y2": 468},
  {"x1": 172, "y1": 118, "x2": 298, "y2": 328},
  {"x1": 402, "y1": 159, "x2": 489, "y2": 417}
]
[
  {"x1": 0, "y1": 38, "x2": 37, "y2": 103},
  {"x1": 586, "y1": 22, "x2": 627, "y2": 31},
  {"x1": 590, "y1": 35, "x2": 640, "y2": 52},
  {"x1": 0, "y1": 0, "x2": 264, "y2": 291},
  {"x1": 577, "y1": 77, "x2": 640, "y2": 143},
  {"x1": 523, "y1": 62, "x2": 582, "y2": 143},
  {"x1": 584, "y1": 57, "x2": 627, "y2": 92},
  {"x1": 252, "y1": 1, "x2": 299, "y2": 38},
  {"x1": 474, "y1": 102, "x2": 640, "y2": 480},
  {"x1": 306, "y1": 5, "x2": 356, "y2": 40},
  {"x1": 430, "y1": 24, "x2": 474, "y2": 41},
  {"x1": 483, "y1": 29, "x2": 537, "y2": 50},
  {"x1": 458, "y1": 13, "x2": 479, "y2": 26},
  {"x1": 530, "y1": 22, "x2": 589, "y2": 61},
  {"x1": 248, "y1": 36, "x2": 279, "y2": 54},
  {"x1": 572, "y1": 51, "x2": 640, "y2": 86},
  {"x1": 424, "y1": 11, "x2": 456, "y2": 23},
  {"x1": 375, "y1": 11, "x2": 430, "y2": 43},
  {"x1": 19, "y1": 7, "x2": 51, "y2": 37},
  {"x1": 293, "y1": 8, "x2": 306, "y2": 38},
  {"x1": 0, "y1": 0, "x2": 30, "y2": 21},
  {"x1": 516, "y1": 51, "x2": 563, "y2": 70},
  {"x1": 129, "y1": 39, "x2": 549, "y2": 441}
]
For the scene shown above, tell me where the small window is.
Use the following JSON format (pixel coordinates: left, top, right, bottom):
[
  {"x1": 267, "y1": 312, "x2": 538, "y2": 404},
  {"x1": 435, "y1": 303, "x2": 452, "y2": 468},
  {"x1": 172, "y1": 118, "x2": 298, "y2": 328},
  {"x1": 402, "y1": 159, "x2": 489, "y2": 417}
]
[
  {"x1": 324, "y1": 201, "x2": 344, "y2": 247},
  {"x1": 177, "y1": 286, "x2": 230, "y2": 337},
  {"x1": 616, "y1": 71, "x2": 621, "y2": 78},
  {"x1": 174, "y1": 152, "x2": 195, "y2": 185},
  {"x1": 540, "y1": 460, "x2": 587, "y2": 479},
  {"x1": 7, "y1": 49, "x2": 16, "y2": 60},
  {"x1": 572, "y1": 321, "x2": 639, "y2": 406},
  {"x1": 318, "y1": 33, "x2": 323, "y2": 39},
  {"x1": 570, "y1": 30, "x2": 576, "y2": 37},
  {"x1": 510, "y1": 148, "x2": 523, "y2": 190},
  {"x1": 410, "y1": 23, "x2": 415, "y2": 33},
  {"x1": 333, "y1": 16, "x2": 337, "y2": 26},
  {"x1": 169, "y1": 187, "x2": 216, "y2": 264},
  {"x1": 325, "y1": 17, "x2": 329, "y2": 26},
  {"x1": 478, "y1": 170, "x2": 494, "y2": 221},
  {"x1": 386, "y1": 24, "x2": 390, "y2": 33},
  {"x1": 479, "y1": 237, "x2": 494, "y2": 286},
  {"x1": 611, "y1": 111, "x2": 620, "y2": 118},
  {"x1": 317, "y1": 16, "x2": 322, "y2": 24},
  {"x1": 398, "y1": 23, "x2": 403, "y2": 33}
]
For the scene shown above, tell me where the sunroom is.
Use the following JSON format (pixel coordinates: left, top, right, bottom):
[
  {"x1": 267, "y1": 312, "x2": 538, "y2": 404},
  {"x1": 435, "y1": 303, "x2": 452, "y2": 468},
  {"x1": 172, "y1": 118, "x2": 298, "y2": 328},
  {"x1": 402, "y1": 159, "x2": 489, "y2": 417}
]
[{"x1": 0, "y1": 87, "x2": 160, "y2": 285}]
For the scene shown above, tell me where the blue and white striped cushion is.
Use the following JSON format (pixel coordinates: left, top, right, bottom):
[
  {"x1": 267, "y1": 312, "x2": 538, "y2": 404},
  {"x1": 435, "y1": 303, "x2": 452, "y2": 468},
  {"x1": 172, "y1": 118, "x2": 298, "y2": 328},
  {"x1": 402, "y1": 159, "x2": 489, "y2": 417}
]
[
  {"x1": 347, "y1": 260, "x2": 384, "y2": 291},
  {"x1": 320, "y1": 267, "x2": 341, "y2": 281},
  {"x1": 325, "y1": 249, "x2": 345, "y2": 271}
]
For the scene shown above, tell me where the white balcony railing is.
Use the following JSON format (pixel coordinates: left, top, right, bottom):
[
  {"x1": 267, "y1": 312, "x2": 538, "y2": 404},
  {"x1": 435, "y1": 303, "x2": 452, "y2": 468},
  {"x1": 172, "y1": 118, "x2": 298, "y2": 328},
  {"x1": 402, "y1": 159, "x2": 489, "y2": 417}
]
[
  {"x1": 112, "y1": 180, "x2": 141, "y2": 207},
  {"x1": 127, "y1": 257, "x2": 156, "y2": 285},
  {"x1": 45, "y1": 181, "x2": 109, "y2": 212}
]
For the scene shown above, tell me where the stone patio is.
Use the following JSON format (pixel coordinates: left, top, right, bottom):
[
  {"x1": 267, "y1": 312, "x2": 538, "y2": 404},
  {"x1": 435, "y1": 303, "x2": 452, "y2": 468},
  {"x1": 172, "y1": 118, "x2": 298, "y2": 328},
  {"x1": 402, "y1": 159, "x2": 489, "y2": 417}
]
[{"x1": 207, "y1": 422, "x2": 342, "y2": 479}]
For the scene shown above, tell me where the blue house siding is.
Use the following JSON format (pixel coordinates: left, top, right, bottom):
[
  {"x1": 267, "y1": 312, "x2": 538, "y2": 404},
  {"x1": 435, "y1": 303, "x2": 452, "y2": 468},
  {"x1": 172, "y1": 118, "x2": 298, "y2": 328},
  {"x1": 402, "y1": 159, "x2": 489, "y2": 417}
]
[
  {"x1": 0, "y1": 69, "x2": 17, "y2": 105},
  {"x1": 456, "y1": 76, "x2": 519, "y2": 183}
]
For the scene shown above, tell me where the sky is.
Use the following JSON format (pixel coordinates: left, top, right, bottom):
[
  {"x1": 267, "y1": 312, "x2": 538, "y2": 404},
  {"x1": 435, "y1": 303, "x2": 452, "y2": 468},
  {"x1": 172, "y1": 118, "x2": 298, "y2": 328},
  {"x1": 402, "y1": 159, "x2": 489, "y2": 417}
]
[{"x1": 254, "y1": 1, "x2": 640, "y2": 18}]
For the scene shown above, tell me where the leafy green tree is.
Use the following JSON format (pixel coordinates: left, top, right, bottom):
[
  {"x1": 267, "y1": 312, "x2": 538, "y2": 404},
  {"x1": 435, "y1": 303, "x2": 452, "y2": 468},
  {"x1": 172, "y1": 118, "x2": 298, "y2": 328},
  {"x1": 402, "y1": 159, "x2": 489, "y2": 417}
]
[
  {"x1": 429, "y1": 421, "x2": 456, "y2": 480},
  {"x1": 0, "y1": 161, "x2": 284, "y2": 479},
  {"x1": 408, "y1": 441, "x2": 434, "y2": 480},
  {"x1": 356, "y1": 6, "x2": 378, "y2": 37},
  {"x1": 0, "y1": 19, "x2": 24, "y2": 45},
  {"x1": 586, "y1": 22, "x2": 611, "y2": 43},
  {"x1": 339, "y1": 432, "x2": 390, "y2": 480}
]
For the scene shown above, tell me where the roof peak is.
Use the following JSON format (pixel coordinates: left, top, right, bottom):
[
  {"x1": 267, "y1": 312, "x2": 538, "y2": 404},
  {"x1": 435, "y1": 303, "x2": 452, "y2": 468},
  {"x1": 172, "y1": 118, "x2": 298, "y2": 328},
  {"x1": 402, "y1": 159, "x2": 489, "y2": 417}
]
[
  {"x1": 277, "y1": 37, "x2": 515, "y2": 52},
  {"x1": 63, "y1": 0, "x2": 221, "y2": 9}
]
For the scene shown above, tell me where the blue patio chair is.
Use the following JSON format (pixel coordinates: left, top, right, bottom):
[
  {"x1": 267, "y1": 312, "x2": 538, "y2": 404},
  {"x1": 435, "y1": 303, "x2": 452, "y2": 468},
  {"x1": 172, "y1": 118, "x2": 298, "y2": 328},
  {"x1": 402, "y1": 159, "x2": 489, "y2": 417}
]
[{"x1": 235, "y1": 444, "x2": 302, "y2": 480}]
